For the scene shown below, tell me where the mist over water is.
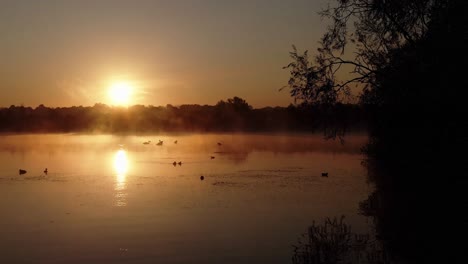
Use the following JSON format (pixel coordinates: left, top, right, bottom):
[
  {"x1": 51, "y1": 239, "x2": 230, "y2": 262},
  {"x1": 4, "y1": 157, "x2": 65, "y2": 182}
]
[{"x1": 0, "y1": 133, "x2": 371, "y2": 264}]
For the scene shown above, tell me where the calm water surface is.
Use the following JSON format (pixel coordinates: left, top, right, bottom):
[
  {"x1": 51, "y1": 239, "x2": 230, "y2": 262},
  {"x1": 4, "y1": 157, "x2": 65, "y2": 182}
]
[{"x1": 0, "y1": 133, "x2": 371, "y2": 264}]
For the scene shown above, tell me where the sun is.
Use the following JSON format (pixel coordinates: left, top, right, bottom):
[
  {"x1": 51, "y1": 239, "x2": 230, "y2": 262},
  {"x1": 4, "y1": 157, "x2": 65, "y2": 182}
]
[{"x1": 108, "y1": 81, "x2": 132, "y2": 106}]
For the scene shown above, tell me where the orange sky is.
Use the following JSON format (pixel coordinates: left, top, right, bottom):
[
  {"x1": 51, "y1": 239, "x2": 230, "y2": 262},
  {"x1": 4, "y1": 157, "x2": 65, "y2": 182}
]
[{"x1": 0, "y1": 0, "x2": 329, "y2": 108}]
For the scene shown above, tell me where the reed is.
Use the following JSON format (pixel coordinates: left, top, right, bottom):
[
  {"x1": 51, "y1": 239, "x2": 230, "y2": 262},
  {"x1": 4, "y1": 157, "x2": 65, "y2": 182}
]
[{"x1": 292, "y1": 216, "x2": 389, "y2": 264}]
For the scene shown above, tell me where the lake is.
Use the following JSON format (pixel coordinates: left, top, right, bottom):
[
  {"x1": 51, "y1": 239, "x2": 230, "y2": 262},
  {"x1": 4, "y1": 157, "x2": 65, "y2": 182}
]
[{"x1": 0, "y1": 133, "x2": 372, "y2": 264}]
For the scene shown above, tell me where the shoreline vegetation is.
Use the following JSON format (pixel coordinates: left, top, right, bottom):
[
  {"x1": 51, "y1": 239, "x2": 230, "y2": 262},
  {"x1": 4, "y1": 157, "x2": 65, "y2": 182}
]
[{"x1": 0, "y1": 97, "x2": 366, "y2": 134}]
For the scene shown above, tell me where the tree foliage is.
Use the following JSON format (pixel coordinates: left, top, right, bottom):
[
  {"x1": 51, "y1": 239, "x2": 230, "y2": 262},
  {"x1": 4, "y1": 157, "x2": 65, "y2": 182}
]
[
  {"x1": 0, "y1": 98, "x2": 366, "y2": 133},
  {"x1": 283, "y1": 0, "x2": 462, "y2": 107},
  {"x1": 283, "y1": 1, "x2": 467, "y2": 262}
]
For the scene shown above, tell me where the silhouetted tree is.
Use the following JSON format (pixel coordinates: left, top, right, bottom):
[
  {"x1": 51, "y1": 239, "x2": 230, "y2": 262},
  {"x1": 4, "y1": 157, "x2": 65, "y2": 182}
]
[
  {"x1": 283, "y1": 0, "x2": 467, "y2": 262},
  {"x1": 283, "y1": 0, "x2": 455, "y2": 104}
]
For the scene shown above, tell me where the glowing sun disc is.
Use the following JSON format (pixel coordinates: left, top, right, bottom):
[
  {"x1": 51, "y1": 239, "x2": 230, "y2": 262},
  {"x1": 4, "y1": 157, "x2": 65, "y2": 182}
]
[{"x1": 109, "y1": 82, "x2": 132, "y2": 106}]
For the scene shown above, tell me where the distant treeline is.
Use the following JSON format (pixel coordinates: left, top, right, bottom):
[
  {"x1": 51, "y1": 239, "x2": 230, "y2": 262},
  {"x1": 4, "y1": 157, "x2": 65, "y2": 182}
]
[{"x1": 0, "y1": 97, "x2": 366, "y2": 133}]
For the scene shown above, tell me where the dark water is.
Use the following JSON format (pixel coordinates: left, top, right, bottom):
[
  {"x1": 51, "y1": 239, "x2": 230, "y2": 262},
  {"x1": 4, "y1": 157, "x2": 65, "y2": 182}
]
[{"x1": 0, "y1": 133, "x2": 372, "y2": 264}]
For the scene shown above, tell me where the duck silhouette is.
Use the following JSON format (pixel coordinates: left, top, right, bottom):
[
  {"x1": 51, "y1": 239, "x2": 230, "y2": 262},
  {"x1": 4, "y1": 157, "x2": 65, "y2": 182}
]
[
  {"x1": 44, "y1": 168, "x2": 48, "y2": 175},
  {"x1": 19, "y1": 169, "x2": 27, "y2": 175},
  {"x1": 321, "y1": 172, "x2": 328, "y2": 177}
]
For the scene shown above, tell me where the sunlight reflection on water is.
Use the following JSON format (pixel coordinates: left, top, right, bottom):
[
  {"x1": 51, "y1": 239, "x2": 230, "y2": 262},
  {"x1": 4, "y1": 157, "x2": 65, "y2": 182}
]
[
  {"x1": 113, "y1": 149, "x2": 128, "y2": 206},
  {"x1": 0, "y1": 133, "x2": 371, "y2": 264}
]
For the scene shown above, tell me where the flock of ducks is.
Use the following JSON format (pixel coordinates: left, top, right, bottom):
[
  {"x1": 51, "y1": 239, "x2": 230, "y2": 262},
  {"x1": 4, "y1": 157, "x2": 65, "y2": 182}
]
[
  {"x1": 18, "y1": 168, "x2": 48, "y2": 176},
  {"x1": 17, "y1": 140, "x2": 329, "y2": 179},
  {"x1": 140, "y1": 139, "x2": 224, "y2": 180},
  {"x1": 142, "y1": 139, "x2": 330, "y2": 178},
  {"x1": 142, "y1": 139, "x2": 184, "y2": 146}
]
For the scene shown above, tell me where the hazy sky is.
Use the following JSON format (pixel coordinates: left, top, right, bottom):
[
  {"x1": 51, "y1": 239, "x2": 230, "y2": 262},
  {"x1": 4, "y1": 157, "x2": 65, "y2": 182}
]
[{"x1": 0, "y1": 0, "x2": 329, "y2": 107}]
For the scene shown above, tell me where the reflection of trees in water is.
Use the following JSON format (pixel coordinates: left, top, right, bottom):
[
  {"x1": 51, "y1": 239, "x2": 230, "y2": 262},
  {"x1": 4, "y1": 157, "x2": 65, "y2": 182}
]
[
  {"x1": 292, "y1": 216, "x2": 389, "y2": 264},
  {"x1": 216, "y1": 135, "x2": 365, "y2": 154},
  {"x1": 211, "y1": 134, "x2": 365, "y2": 163},
  {"x1": 0, "y1": 134, "x2": 366, "y2": 155},
  {"x1": 357, "y1": 158, "x2": 442, "y2": 263},
  {"x1": 214, "y1": 151, "x2": 249, "y2": 164},
  {"x1": 294, "y1": 148, "x2": 458, "y2": 263}
]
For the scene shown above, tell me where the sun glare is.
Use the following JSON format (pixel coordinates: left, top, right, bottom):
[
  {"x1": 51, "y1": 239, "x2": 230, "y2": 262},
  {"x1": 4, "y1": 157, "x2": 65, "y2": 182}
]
[
  {"x1": 109, "y1": 81, "x2": 132, "y2": 106},
  {"x1": 114, "y1": 149, "x2": 129, "y2": 183}
]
